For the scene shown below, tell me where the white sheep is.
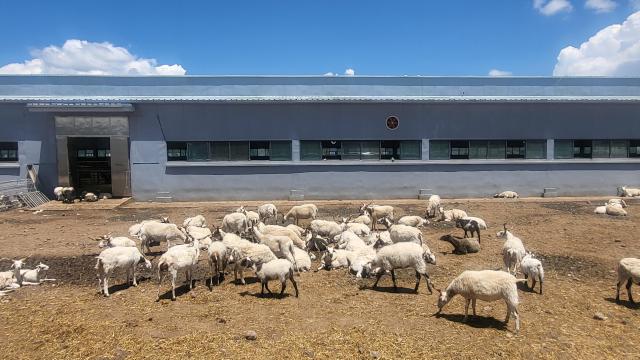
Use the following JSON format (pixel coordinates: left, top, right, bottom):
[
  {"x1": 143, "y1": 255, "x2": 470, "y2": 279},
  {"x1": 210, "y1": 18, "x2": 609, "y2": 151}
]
[
  {"x1": 222, "y1": 212, "x2": 249, "y2": 235},
  {"x1": 19, "y1": 263, "x2": 56, "y2": 285},
  {"x1": 283, "y1": 204, "x2": 318, "y2": 225},
  {"x1": 360, "y1": 203, "x2": 394, "y2": 230},
  {"x1": 606, "y1": 204, "x2": 627, "y2": 216},
  {"x1": 351, "y1": 211, "x2": 372, "y2": 226},
  {"x1": 241, "y1": 257, "x2": 299, "y2": 297},
  {"x1": 138, "y1": 222, "x2": 188, "y2": 254},
  {"x1": 185, "y1": 225, "x2": 213, "y2": 241},
  {"x1": 183, "y1": 215, "x2": 207, "y2": 228},
  {"x1": 285, "y1": 224, "x2": 305, "y2": 238},
  {"x1": 616, "y1": 257, "x2": 640, "y2": 303},
  {"x1": 426, "y1": 194, "x2": 441, "y2": 218},
  {"x1": 53, "y1": 186, "x2": 64, "y2": 201},
  {"x1": 157, "y1": 239, "x2": 202, "y2": 301},
  {"x1": 256, "y1": 222, "x2": 306, "y2": 249},
  {"x1": 95, "y1": 247, "x2": 151, "y2": 297},
  {"x1": 207, "y1": 241, "x2": 229, "y2": 286},
  {"x1": 520, "y1": 253, "x2": 544, "y2": 294},
  {"x1": 251, "y1": 226, "x2": 297, "y2": 268},
  {"x1": 217, "y1": 229, "x2": 277, "y2": 285},
  {"x1": 379, "y1": 218, "x2": 424, "y2": 246},
  {"x1": 343, "y1": 221, "x2": 371, "y2": 237},
  {"x1": 365, "y1": 231, "x2": 392, "y2": 247},
  {"x1": 335, "y1": 230, "x2": 367, "y2": 251},
  {"x1": 309, "y1": 219, "x2": 343, "y2": 239},
  {"x1": 82, "y1": 192, "x2": 98, "y2": 202},
  {"x1": 258, "y1": 203, "x2": 278, "y2": 224},
  {"x1": 94, "y1": 235, "x2": 137, "y2": 248},
  {"x1": 347, "y1": 245, "x2": 377, "y2": 278},
  {"x1": 319, "y1": 247, "x2": 352, "y2": 271},
  {"x1": 494, "y1": 191, "x2": 519, "y2": 199},
  {"x1": 236, "y1": 206, "x2": 260, "y2": 227},
  {"x1": 462, "y1": 216, "x2": 488, "y2": 229},
  {"x1": 497, "y1": 225, "x2": 526, "y2": 275},
  {"x1": 437, "y1": 207, "x2": 468, "y2": 222},
  {"x1": 292, "y1": 247, "x2": 312, "y2": 272},
  {"x1": 436, "y1": 270, "x2": 525, "y2": 333},
  {"x1": 607, "y1": 199, "x2": 627, "y2": 208},
  {"x1": 0, "y1": 257, "x2": 27, "y2": 289},
  {"x1": 361, "y1": 242, "x2": 436, "y2": 293},
  {"x1": 128, "y1": 217, "x2": 170, "y2": 237},
  {"x1": 621, "y1": 186, "x2": 640, "y2": 197},
  {"x1": 397, "y1": 215, "x2": 429, "y2": 228}
]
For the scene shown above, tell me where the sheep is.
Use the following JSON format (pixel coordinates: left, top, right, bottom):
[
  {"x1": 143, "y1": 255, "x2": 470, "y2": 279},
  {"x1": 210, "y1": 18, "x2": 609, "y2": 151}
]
[
  {"x1": 594, "y1": 205, "x2": 607, "y2": 214},
  {"x1": 94, "y1": 235, "x2": 137, "y2": 248},
  {"x1": 366, "y1": 231, "x2": 392, "y2": 247},
  {"x1": 455, "y1": 218, "x2": 481, "y2": 243},
  {"x1": 258, "y1": 203, "x2": 278, "y2": 224},
  {"x1": 256, "y1": 222, "x2": 306, "y2": 249},
  {"x1": 305, "y1": 233, "x2": 330, "y2": 254},
  {"x1": 426, "y1": 195, "x2": 441, "y2": 218},
  {"x1": 251, "y1": 226, "x2": 297, "y2": 268},
  {"x1": 222, "y1": 212, "x2": 249, "y2": 235},
  {"x1": 351, "y1": 211, "x2": 372, "y2": 226},
  {"x1": 236, "y1": 206, "x2": 260, "y2": 227},
  {"x1": 138, "y1": 222, "x2": 189, "y2": 254},
  {"x1": 60, "y1": 187, "x2": 75, "y2": 203},
  {"x1": 497, "y1": 225, "x2": 526, "y2": 275},
  {"x1": 241, "y1": 257, "x2": 299, "y2": 297},
  {"x1": 207, "y1": 241, "x2": 229, "y2": 286},
  {"x1": 217, "y1": 229, "x2": 278, "y2": 285},
  {"x1": 435, "y1": 270, "x2": 525, "y2": 333},
  {"x1": 437, "y1": 207, "x2": 468, "y2": 222},
  {"x1": 318, "y1": 247, "x2": 352, "y2": 271},
  {"x1": 185, "y1": 226, "x2": 212, "y2": 241},
  {"x1": 361, "y1": 203, "x2": 394, "y2": 230},
  {"x1": 335, "y1": 230, "x2": 367, "y2": 251},
  {"x1": 439, "y1": 234, "x2": 480, "y2": 255},
  {"x1": 157, "y1": 239, "x2": 202, "y2": 301},
  {"x1": 397, "y1": 215, "x2": 429, "y2": 228},
  {"x1": 378, "y1": 217, "x2": 423, "y2": 246},
  {"x1": 360, "y1": 242, "x2": 436, "y2": 293},
  {"x1": 128, "y1": 217, "x2": 170, "y2": 237},
  {"x1": 462, "y1": 216, "x2": 488, "y2": 229},
  {"x1": 607, "y1": 199, "x2": 628, "y2": 208},
  {"x1": 19, "y1": 263, "x2": 56, "y2": 285},
  {"x1": 347, "y1": 245, "x2": 377, "y2": 278},
  {"x1": 0, "y1": 257, "x2": 28, "y2": 288},
  {"x1": 53, "y1": 186, "x2": 64, "y2": 201},
  {"x1": 343, "y1": 220, "x2": 371, "y2": 237},
  {"x1": 183, "y1": 215, "x2": 207, "y2": 228},
  {"x1": 606, "y1": 204, "x2": 627, "y2": 216},
  {"x1": 309, "y1": 219, "x2": 344, "y2": 239},
  {"x1": 285, "y1": 224, "x2": 305, "y2": 238},
  {"x1": 95, "y1": 247, "x2": 151, "y2": 297},
  {"x1": 616, "y1": 257, "x2": 640, "y2": 303},
  {"x1": 283, "y1": 204, "x2": 318, "y2": 225},
  {"x1": 82, "y1": 192, "x2": 98, "y2": 202},
  {"x1": 520, "y1": 253, "x2": 544, "y2": 294},
  {"x1": 292, "y1": 247, "x2": 312, "y2": 272},
  {"x1": 621, "y1": 186, "x2": 640, "y2": 197},
  {"x1": 494, "y1": 191, "x2": 519, "y2": 199}
]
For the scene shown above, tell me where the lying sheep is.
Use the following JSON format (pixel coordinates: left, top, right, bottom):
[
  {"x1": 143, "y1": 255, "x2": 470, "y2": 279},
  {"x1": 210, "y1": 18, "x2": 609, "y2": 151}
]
[
  {"x1": 347, "y1": 245, "x2": 377, "y2": 278},
  {"x1": 309, "y1": 219, "x2": 343, "y2": 239},
  {"x1": 19, "y1": 263, "x2": 56, "y2": 285},
  {"x1": 621, "y1": 186, "x2": 640, "y2": 197},
  {"x1": 616, "y1": 257, "x2": 640, "y2": 303},
  {"x1": 96, "y1": 247, "x2": 151, "y2": 297},
  {"x1": 0, "y1": 257, "x2": 27, "y2": 288},
  {"x1": 520, "y1": 253, "x2": 544, "y2": 294},
  {"x1": 361, "y1": 203, "x2": 394, "y2": 230},
  {"x1": 292, "y1": 247, "x2": 312, "y2": 272},
  {"x1": 426, "y1": 194, "x2": 441, "y2": 218},
  {"x1": 439, "y1": 235, "x2": 480, "y2": 255},
  {"x1": 606, "y1": 204, "x2": 627, "y2": 216},
  {"x1": 285, "y1": 224, "x2": 305, "y2": 238},
  {"x1": 283, "y1": 204, "x2": 318, "y2": 225},
  {"x1": 222, "y1": 212, "x2": 249, "y2": 235},
  {"x1": 92, "y1": 235, "x2": 136, "y2": 248},
  {"x1": 335, "y1": 230, "x2": 366, "y2": 251},
  {"x1": 343, "y1": 220, "x2": 371, "y2": 237},
  {"x1": 361, "y1": 242, "x2": 436, "y2": 293},
  {"x1": 436, "y1": 270, "x2": 525, "y2": 333},
  {"x1": 157, "y1": 239, "x2": 202, "y2": 301},
  {"x1": 82, "y1": 192, "x2": 98, "y2": 202},
  {"x1": 185, "y1": 226, "x2": 212, "y2": 241},
  {"x1": 258, "y1": 203, "x2": 278, "y2": 224},
  {"x1": 183, "y1": 215, "x2": 207, "y2": 228},
  {"x1": 241, "y1": 257, "x2": 299, "y2": 297},
  {"x1": 455, "y1": 218, "x2": 481, "y2": 243},
  {"x1": 351, "y1": 211, "x2": 372, "y2": 226},
  {"x1": 319, "y1": 247, "x2": 351, "y2": 271},
  {"x1": 256, "y1": 222, "x2": 306, "y2": 249},
  {"x1": 379, "y1": 218, "x2": 423, "y2": 246},
  {"x1": 607, "y1": 199, "x2": 627, "y2": 208},
  {"x1": 497, "y1": 225, "x2": 526, "y2": 275},
  {"x1": 367, "y1": 231, "x2": 392, "y2": 247},
  {"x1": 397, "y1": 215, "x2": 429, "y2": 228},
  {"x1": 494, "y1": 191, "x2": 519, "y2": 199},
  {"x1": 437, "y1": 207, "x2": 468, "y2": 222}
]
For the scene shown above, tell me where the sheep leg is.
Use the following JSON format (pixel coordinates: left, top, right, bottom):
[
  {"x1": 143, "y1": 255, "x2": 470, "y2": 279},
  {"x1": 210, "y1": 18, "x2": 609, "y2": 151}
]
[
  {"x1": 208, "y1": 259, "x2": 214, "y2": 289},
  {"x1": 372, "y1": 271, "x2": 384, "y2": 289},
  {"x1": 97, "y1": 275, "x2": 103, "y2": 295},
  {"x1": 539, "y1": 275, "x2": 543, "y2": 295},
  {"x1": 391, "y1": 270, "x2": 398, "y2": 291},
  {"x1": 157, "y1": 272, "x2": 166, "y2": 300},
  {"x1": 170, "y1": 269, "x2": 177, "y2": 301},
  {"x1": 463, "y1": 299, "x2": 470, "y2": 322},
  {"x1": 414, "y1": 271, "x2": 421, "y2": 293},
  {"x1": 626, "y1": 278, "x2": 635, "y2": 303},
  {"x1": 103, "y1": 273, "x2": 110, "y2": 297},
  {"x1": 423, "y1": 272, "x2": 433, "y2": 294},
  {"x1": 531, "y1": 278, "x2": 537, "y2": 293},
  {"x1": 264, "y1": 282, "x2": 272, "y2": 294},
  {"x1": 132, "y1": 266, "x2": 138, "y2": 286},
  {"x1": 616, "y1": 280, "x2": 623, "y2": 302},
  {"x1": 290, "y1": 276, "x2": 299, "y2": 297},
  {"x1": 280, "y1": 279, "x2": 286, "y2": 297},
  {"x1": 472, "y1": 299, "x2": 477, "y2": 316},
  {"x1": 261, "y1": 282, "x2": 265, "y2": 296}
]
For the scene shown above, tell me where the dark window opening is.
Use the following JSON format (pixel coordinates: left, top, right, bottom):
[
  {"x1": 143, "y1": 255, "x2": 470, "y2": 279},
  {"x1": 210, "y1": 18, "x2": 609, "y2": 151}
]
[
  {"x1": 249, "y1": 141, "x2": 270, "y2": 160},
  {"x1": 629, "y1": 140, "x2": 640, "y2": 158},
  {"x1": 506, "y1": 140, "x2": 526, "y2": 159},
  {"x1": 0, "y1": 142, "x2": 18, "y2": 162},
  {"x1": 380, "y1": 141, "x2": 400, "y2": 160},
  {"x1": 573, "y1": 140, "x2": 592, "y2": 158},
  {"x1": 167, "y1": 142, "x2": 188, "y2": 161},
  {"x1": 450, "y1": 140, "x2": 469, "y2": 159},
  {"x1": 321, "y1": 141, "x2": 342, "y2": 160}
]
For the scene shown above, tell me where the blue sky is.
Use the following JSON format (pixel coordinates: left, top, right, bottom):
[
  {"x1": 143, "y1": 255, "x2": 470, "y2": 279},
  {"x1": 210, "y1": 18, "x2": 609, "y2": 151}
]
[{"x1": 0, "y1": 0, "x2": 639, "y2": 76}]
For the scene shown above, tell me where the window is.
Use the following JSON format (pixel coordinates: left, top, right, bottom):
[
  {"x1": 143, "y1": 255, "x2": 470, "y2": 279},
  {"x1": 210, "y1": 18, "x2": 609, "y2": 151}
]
[
  {"x1": 469, "y1": 141, "x2": 488, "y2": 159},
  {"x1": 229, "y1": 142, "x2": 250, "y2": 161},
  {"x1": 166, "y1": 141, "x2": 291, "y2": 161},
  {"x1": 270, "y1": 141, "x2": 292, "y2": 161},
  {"x1": 554, "y1": 140, "x2": 573, "y2": 159},
  {"x1": 167, "y1": 142, "x2": 187, "y2": 161},
  {"x1": 0, "y1": 142, "x2": 18, "y2": 162},
  {"x1": 96, "y1": 149, "x2": 111, "y2": 158},
  {"x1": 380, "y1": 141, "x2": 399, "y2": 160},
  {"x1": 506, "y1": 140, "x2": 526, "y2": 159},
  {"x1": 610, "y1": 140, "x2": 628, "y2": 158},
  {"x1": 321, "y1": 141, "x2": 342, "y2": 160},
  {"x1": 187, "y1": 142, "x2": 209, "y2": 161},
  {"x1": 526, "y1": 140, "x2": 546, "y2": 159},
  {"x1": 450, "y1": 141, "x2": 469, "y2": 159},
  {"x1": 77, "y1": 149, "x2": 95, "y2": 158},
  {"x1": 361, "y1": 141, "x2": 380, "y2": 160},
  {"x1": 341, "y1": 141, "x2": 361, "y2": 160},
  {"x1": 573, "y1": 140, "x2": 592, "y2": 158},
  {"x1": 629, "y1": 140, "x2": 640, "y2": 158},
  {"x1": 430, "y1": 141, "x2": 450, "y2": 160},
  {"x1": 487, "y1": 141, "x2": 506, "y2": 159},
  {"x1": 399, "y1": 140, "x2": 421, "y2": 160},
  {"x1": 592, "y1": 140, "x2": 610, "y2": 158},
  {"x1": 300, "y1": 141, "x2": 322, "y2": 161},
  {"x1": 249, "y1": 141, "x2": 270, "y2": 160},
  {"x1": 210, "y1": 142, "x2": 230, "y2": 161}
]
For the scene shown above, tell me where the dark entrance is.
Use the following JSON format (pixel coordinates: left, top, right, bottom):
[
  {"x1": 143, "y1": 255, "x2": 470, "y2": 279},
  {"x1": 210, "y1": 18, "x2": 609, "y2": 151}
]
[{"x1": 68, "y1": 137, "x2": 112, "y2": 194}]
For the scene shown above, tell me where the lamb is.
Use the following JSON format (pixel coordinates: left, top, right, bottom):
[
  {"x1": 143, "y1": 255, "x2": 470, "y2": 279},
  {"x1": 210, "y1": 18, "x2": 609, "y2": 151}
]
[
  {"x1": 436, "y1": 270, "x2": 525, "y2": 333},
  {"x1": 439, "y1": 235, "x2": 480, "y2": 255},
  {"x1": 207, "y1": 241, "x2": 229, "y2": 286},
  {"x1": 217, "y1": 229, "x2": 278, "y2": 285},
  {"x1": 520, "y1": 253, "x2": 544, "y2": 294},
  {"x1": 241, "y1": 257, "x2": 299, "y2": 297},
  {"x1": 426, "y1": 194, "x2": 441, "y2": 218},
  {"x1": 361, "y1": 203, "x2": 395, "y2": 230},
  {"x1": 397, "y1": 215, "x2": 429, "y2": 228},
  {"x1": 379, "y1": 217, "x2": 423, "y2": 246},
  {"x1": 95, "y1": 235, "x2": 137, "y2": 248},
  {"x1": 95, "y1": 247, "x2": 151, "y2": 297},
  {"x1": 283, "y1": 204, "x2": 318, "y2": 225},
  {"x1": 251, "y1": 226, "x2": 297, "y2": 268},
  {"x1": 138, "y1": 222, "x2": 189, "y2": 254},
  {"x1": 360, "y1": 242, "x2": 436, "y2": 293},
  {"x1": 455, "y1": 218, "x2": 481, "y2": 243},
  {"x1": 621, "y1": 186, "x2": 640, "y2": 197},
  {"x1": 437, "y1": 207, "x2": 468, "y2": 222},
  {"x1": 222, "y1": 212, "x2": 249, "y2": 235},
  {"x1": 309, "y1": 219, "x2": 344, "y2": 239},
  {"x1": 183, "y1": 215, "x2": 207, "y2": 228},
  {"x1": 462, "y1": 216, "x2": 488, "y2": 229},
  {"x1": 615, "y1": 257, "x2": 640, "y2": 303},
  {"x1": 256, "y1": 222, "x2": 306, "y2": 249},
  {"x1": 19, "y1": 263, "x2": 56, "y2": 285},
  {"x1": 292, "y1": 247, "x2": 312, "y2": 272},
  {"x1": 0, "y1": 257, "x2": 27, "y2": 288},
  {"x1": 236, "y1": 206, "x2": 260, "y2": 227},
  {"x1": 607, "y1": 199, "x2": 627, "y2": 208},
  {"x1": 157, "y1": 239, "x2": 202, "y2": 301},
  {"x1": 497, "y1": 225, "x2": 526, "y2": 275},
  {"x1": 258, "y1": 203, "x2": 278, "y2": 224},
  {"x1": 494, "y1": 191, "x2": 519, "y2": 199}
]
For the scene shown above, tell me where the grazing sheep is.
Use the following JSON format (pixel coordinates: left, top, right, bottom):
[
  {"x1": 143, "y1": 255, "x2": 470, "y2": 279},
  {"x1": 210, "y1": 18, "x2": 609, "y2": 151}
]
[
  {"x1": 283, "y1": 204, "x2": 318, "y2": 225},
  {"x1": 222, "y1": 212, "x2": 249, "y2": 235},
  {"x1": 607, "y1": 199, "x2": 627, "y2": 208},
  {"x1": 128, "y1": 217, "x2": 170, "y2": 237},
  {"x1": 621, "y1": 186, "x2": 640, "y2": 197},
  {"x1": 53, "y1": 186, "x2": 64, "y2": 201},
  {"x1": 455, "y1": 218, "x2": 481, "y2": 243},
  {"x1": 494, "y1": 191, "x2": 519, "y2": 199},
  {"x1": 436, "y1": 270, "x2": 525, "y2": 333},
  {"x1": 497, "y1": 225, "x2": 526, "y2": 275},
  {"x1": 236, "y1": 206, "x2": 260, "y2": 227},
  {"x1": 258, "y1": 203, "x2": 278, "y2": 224},
  {"x1": 397, "y1": 215, "x2": 429, "y2": 228},
  {"x1": 292, "y1": 247, "x2": 312, "y2": 272},
  {"x1": 439, "y1": 235, "x2": 480, "y2": 255},
  {"x1": 616, "y1": 257, "x2": 640, "y2": 303},
  {"x1": 217, "y1": 229, "x2": 278, "y2": 285},
  {"x1": 207, "y1": 241, "x2": 229, "y2": 286},
  {"x1": 251, "y1": 226, "x2": 297, "y2": 268},
  {"x1": 520, "y1": 253, "x2": 544, "y2": 294},
  {"x1": 361, "y1": 242, "x2": 436, "y2": 293},
  {"x1": 606, "y1": 204, "x2": 627, "y2": 216},
  {"x1": 183, "y1": 215, "x2": 207, "y2": 228},
  {"x1": 379, "y1": 218, "x2": 423, "y2": 246},
  {"x1": 256, "y1": 222, "x2": 306, "y2": 249},
  {"x1": 462, "y1": 216, "x2": 488, "y2": 229},
  {"x1": 95, "y1": 247, "x2": 151, "y2": 297},
  {"x1": 138, "y1": 222, "x2": 189, "y2": 254},
  {"x1": 95, "y1": 235, "x2": 137, "y2": 248},
  {"x1": 157, "y1": 239, "x2": 202, "y2": 301},
  {"x1": 426, "y1": 195, "x2": 441, "y2": 218},
  {"x1": 59, "y1": 187, "x2": 75, "y2": 203},
  {"x1": 437, "y1": 207, "x2": 468, "y2": 222},
  {"x1": 241, "y1": 257, "x2": 299, "y2": 297},
  {"x1": 19, "y1": 263, "x2": 56, "y2": 285},
  {"x1": 361, "y1": 203, "x2": 395, "y2": 230}
]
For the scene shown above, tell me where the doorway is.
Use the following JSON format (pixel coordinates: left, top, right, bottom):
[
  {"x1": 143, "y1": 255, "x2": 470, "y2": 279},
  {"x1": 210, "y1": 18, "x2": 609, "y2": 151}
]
[{"x1": 67, "y1": 137, "x2": 112, "y2": 194}]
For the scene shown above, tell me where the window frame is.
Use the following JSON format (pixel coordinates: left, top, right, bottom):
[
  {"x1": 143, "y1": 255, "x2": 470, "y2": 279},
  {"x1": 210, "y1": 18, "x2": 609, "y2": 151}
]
[
  {"x1": 449, "y1": 140, "x2": 470, "y2": 160},
  {"x1": 0, "y1": 142, "x2": 18, "y2": 162}
]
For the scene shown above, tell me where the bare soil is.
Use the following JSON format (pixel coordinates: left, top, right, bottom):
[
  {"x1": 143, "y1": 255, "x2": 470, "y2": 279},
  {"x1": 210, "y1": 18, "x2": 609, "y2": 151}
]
[{"x1": 1, "y1": 198, "x2": 639, "y2": 359}]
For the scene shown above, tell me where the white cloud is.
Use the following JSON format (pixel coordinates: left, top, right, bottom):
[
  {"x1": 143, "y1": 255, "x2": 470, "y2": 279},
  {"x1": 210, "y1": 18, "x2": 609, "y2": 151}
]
[
  {"x1": 488, "y1": 69, "x2": 513, "y2": 76},
  {"x1": 585, "y1": 0, "x2": 617, "y2": 13},
  {"x1": 344, "y1": 68, "x2": 355, "y2": 76},
  {"x1": 553, "y1": 11, "x2": 640, "y2": 76},
  {"x1": 323, "y1": 72, "x2": 336, "y2": 76},
  {"x1": 0, "y1": 39, "x2": 186, "y2": 75},
  {"x1": 533, "y1": 0, "x2": 573, "y2": 15}
]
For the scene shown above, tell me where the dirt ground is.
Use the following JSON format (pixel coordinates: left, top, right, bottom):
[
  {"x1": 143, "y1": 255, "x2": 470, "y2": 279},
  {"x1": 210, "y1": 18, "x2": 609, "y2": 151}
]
[{"x1": 1, "y1": 198, "x2": 639, "y2": 359}]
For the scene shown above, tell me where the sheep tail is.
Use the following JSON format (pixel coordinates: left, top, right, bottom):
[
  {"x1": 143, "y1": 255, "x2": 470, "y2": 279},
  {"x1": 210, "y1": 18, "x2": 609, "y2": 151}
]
[
  {"x1": 94, "y1": 257, "x2": 103, "y2": 271},
  {"x1": 157, "y1": 259, "x2": 168, "y2": 280}
]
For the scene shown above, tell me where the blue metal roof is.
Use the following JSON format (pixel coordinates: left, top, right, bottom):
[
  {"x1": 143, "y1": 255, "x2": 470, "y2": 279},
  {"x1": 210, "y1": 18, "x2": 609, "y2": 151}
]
[{"x1": 1, "y1": 75, "x2": 640, "y2": 103}]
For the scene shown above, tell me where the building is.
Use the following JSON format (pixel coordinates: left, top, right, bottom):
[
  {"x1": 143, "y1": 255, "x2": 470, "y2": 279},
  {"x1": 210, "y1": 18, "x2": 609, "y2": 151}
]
[{"x1": 1, "y1": 75, "x2": 639, "y2": 201}]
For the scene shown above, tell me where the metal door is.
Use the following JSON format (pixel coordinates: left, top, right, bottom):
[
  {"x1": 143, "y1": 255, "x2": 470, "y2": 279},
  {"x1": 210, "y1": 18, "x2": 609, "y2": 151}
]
[{"x1": 110, "y1": 136, "x2": 131, "y2": 197}]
